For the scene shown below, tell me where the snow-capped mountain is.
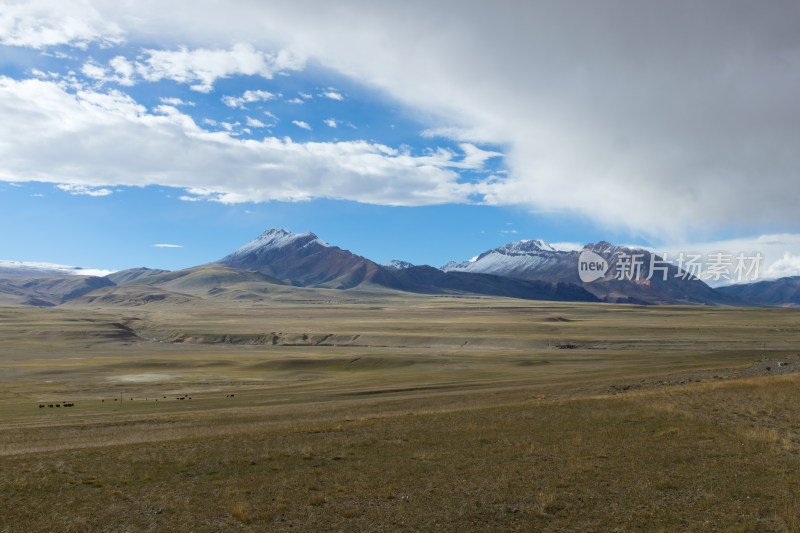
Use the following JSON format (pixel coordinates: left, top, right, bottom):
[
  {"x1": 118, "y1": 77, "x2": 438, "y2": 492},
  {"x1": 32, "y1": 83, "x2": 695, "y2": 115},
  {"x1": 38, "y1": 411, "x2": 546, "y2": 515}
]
[
  {"x1": 0, "y1": 259, "x2": 114, "y2": 278},
  {"x1": 218, "y1": 228, "x2": 382, "y2": 289},
  {"x1": 382, "y1": 260, "x2": 415, "y2": 270},
  {"x1": 442, "y1": 239, "x2": 569, "y2": 279},
  {"x1": 443, "y1": 239, "x2": 734, "y2": 305},
  {"x1": 0, "y1": 230, "x2": 746, "y2": 307},
  {"x1": 217, "y1": 229, "x2": 598, "y2": 301},
  {"x1": 221, "y1": 229, "x2": 330, "y2": 263}
]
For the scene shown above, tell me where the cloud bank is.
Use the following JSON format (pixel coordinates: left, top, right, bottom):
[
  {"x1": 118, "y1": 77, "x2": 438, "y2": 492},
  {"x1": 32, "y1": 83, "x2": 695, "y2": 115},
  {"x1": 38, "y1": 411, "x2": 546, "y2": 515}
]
[
  {"x1": 0, "y1": 76, "x2": 488, "y2": 206},
  {"x1": 2, "y1": 0, "x2": 800, "y2": 242}
]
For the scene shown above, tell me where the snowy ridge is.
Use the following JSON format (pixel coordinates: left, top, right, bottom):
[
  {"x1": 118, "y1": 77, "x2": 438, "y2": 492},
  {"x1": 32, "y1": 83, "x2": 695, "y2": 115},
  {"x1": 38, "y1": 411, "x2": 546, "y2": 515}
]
[
  {"x1": 441, "y1": 238, "x2": 568, "y2": 275},
  {"x1": 225, "y1": 229, "x2": 329, "y2": 260},
  {"x1": 382, "y1": 260, "x2": 415, "y2": 270},
  {"x1": 0, "y1": 259, "x2": 114, "y2": 277}
]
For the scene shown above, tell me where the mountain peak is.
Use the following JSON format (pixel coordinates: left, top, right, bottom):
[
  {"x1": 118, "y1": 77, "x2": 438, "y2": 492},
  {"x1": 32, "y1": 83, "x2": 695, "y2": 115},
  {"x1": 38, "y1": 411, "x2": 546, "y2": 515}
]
[
  {"x1": 382, "y1": 259, "x2": 415, "y2": 270},
  {"x1": 497, "y1": 239, "x2": 557, "y2": 254},
  {"x1": 224, "y1": 229, "x2": 329, "y2": 262},
  {"x1": 442, "y1": 238, "x2": 566, "y2": 275}
]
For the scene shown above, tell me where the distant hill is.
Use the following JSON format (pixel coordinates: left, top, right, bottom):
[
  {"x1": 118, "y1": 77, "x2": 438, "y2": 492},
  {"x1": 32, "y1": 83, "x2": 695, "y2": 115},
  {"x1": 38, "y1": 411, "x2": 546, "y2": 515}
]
[
  {"x1": 0, "y1": 275, "x2": 114, "y2": 306},
  {"x1": 218, "y1": 229, "x2": 384, "y2": 289},
  {"x1": 64, "y1": 284, "x2": 199, "y2": 307},
  {"x1": 716, "y1": 276, "x2": 800, "y2": 307},
  {"x1": 217, "y1": 229, "x2": 598, "y2": 302},
  {"x1": 1, "y1": 229, "x2": 773, "y2": 307},
  {"x1": 443, "y1": 240, "x2": 735, "y2": 305},
  {"x1": 105, "y1": 267, "x2": 170, "y2": 285},
  {"x1": 382, "y1": 265, "x2": 599, "y2": 302}
]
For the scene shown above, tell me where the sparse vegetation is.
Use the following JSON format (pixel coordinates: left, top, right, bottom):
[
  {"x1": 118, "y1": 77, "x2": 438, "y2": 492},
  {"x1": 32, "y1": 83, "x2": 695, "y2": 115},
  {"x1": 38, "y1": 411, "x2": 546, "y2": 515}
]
[{"x1": 1, "y1": 295, "x2": 799, "y2": 530}]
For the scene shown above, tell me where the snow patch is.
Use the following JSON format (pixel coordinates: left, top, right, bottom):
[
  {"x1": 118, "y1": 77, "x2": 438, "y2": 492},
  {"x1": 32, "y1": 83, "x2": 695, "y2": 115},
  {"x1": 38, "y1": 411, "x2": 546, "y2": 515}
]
[
  {"x1": 0, "y1": 259, "x2": 114, "y2": 277},
  {"x1": 382, "y1": 259, "x2": 414, "y2": 270},
  {"x1": 441, "y1": 238, "x2": 567, "y2": 275},
  {"x1": 225, "y1": 228, "x2": 329, "y2": 259}
]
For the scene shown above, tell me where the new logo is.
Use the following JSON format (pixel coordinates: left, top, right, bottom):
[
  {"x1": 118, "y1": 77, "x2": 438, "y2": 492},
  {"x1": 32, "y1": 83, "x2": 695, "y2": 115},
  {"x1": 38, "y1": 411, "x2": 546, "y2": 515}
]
[{"x1": 578, "y1": 249, "x2": 609, "y2": 283}]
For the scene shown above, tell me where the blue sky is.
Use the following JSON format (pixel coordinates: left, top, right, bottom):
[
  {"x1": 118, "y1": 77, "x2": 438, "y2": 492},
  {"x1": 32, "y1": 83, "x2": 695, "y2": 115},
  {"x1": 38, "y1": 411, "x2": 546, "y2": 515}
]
[{"x1": 1, "y1": 2, "x2": 800, "y2": 279}]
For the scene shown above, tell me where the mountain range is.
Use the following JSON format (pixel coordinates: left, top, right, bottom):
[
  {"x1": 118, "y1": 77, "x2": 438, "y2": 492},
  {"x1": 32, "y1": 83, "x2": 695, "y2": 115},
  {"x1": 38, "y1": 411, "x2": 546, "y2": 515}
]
[{"x1": 0, "y1": 228, "x2": 794, "y2": 307}]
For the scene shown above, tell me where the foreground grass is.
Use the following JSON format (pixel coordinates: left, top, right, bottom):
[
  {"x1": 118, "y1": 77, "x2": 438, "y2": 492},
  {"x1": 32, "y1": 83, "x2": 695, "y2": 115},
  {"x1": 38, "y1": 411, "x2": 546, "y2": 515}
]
[
  {"x1": 2, "y1": 300, "x2": 800, "y2": 530},
  {"x1": 2, "y1": 374, "x2": 800, "y2": 532}
]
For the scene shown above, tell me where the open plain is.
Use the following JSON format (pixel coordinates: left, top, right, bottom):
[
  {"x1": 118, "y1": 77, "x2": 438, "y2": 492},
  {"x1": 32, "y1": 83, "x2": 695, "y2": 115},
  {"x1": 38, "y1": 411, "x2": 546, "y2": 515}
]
[{"x1": 2, "y1": 290, "x2": 800, "y2": 531}]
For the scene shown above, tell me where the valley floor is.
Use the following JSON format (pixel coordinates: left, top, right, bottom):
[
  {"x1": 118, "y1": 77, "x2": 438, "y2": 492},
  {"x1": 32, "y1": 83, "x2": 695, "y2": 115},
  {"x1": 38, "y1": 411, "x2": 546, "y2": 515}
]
[{"x1": 1, "y1": 296, "x2": 799, "y2": 531}]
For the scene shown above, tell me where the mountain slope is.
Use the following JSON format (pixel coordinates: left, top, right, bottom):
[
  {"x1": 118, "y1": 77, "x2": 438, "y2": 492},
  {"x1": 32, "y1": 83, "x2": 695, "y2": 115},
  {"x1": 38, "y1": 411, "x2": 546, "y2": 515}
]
[
  {"x1": 217, "y1": 229, "x2": 599, "y2": 302},
  {"x1": 138, "y1": 264, "x2": 286, "y2": 301},
  {"x1": 716, "y1": 276, "x2": 800, "y2": 307},
  {"x1": 105, "y1": 267, "x2": 170, "y2": 285},
  {"x1": 0, "y1": 275, "x2": 115, "y2": 306},
  {"x1": 382, "y1": 265, "x2": 599, "y2": 302},
  {"x1": 443, "y1": 239, "x2": 734, "y2": 305},
  {"x1": 64, "y1": 284, "x2": 200, "y2": 307},
  {"x1": 218, "y1": 229, "x2": 384, "y2": 289}
]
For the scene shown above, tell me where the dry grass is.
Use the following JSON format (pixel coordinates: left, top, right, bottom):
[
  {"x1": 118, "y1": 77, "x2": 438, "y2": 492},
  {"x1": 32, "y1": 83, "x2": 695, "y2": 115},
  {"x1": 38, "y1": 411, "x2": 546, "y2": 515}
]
[
  {"x1": 2, "y1": 377, "x2": 800, "y2": 531},
  {"x1": 1, "y1": 297, "x2": 800, "y2": 530}
]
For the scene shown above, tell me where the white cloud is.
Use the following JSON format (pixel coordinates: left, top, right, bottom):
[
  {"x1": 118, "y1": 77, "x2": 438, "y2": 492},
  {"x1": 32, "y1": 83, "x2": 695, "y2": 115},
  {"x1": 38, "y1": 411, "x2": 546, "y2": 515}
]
[
  {"x1": 0, "y1": 0, "x2": 123, "y2": 49},
  {"x1": 81, "y1": 55, "x2": 136, "y2": 85},
  {"x1": 322, "y1": 91, "x2": 343, "y2": 101},
  {"x1": 153, "y1": 243, "x2": 182, "y2": 248},
  {"x1": 79, "y1": 43, "x2": 303, "y2": 93},
  {"x1": 286, "y1": 97, "x2": 304, "y2": 104},
  {"x1": 651, "y1": 234, "x2": 800, "y2": 285},
  {"x1": 136, "y1": 44, "x2": 303, "y2": 92},
  {"x1": 324, "y1": 118, "x2": 337, "y2": 128},
  {"x1": 134, "y1": 1, "x2": 793, "y2": 241},
  {"x1": 420, "y1": 126, "x2": 496, "y2": 144},
  {"x1": 0, "y1": 77, "x2": 488, "y2": 207},
  {"x1": 0, "y1": 259, "x2": 113, "y2": 276},
  {"x1": 5, "y1": 2, "x2": 800, "y2": 243},
  {"x1": 202, "y1": 118, "x2": 238, "y2": 132},
  {"x1": 459, "y1": 143, "x2": 503, "y2": 169},
  {"x1": 246, "y1": 117, "x2": 266, "y2": 128},
  {"x1": 56, "y1": 183, "x2": 113, "y2": 196},
  {"x1": 160, "y1": 97, "x2": 194, "y2": 106},
  {"x1": 762, "y1": 253, "x2": 800, "y2": 279},
  {"x1": 80, "y1": 60, "x2": 106, "y2": 80},
  {"x1": 222, "y1": 89, "x2": 276, "y2": 108},
  {"x1": 292, "y1": 120, "x2": 311, "y2": 130}
]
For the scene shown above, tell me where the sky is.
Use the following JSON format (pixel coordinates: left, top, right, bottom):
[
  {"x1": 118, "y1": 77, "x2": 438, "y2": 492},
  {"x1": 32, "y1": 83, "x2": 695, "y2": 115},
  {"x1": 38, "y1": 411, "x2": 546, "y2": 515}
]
[{"x1": 1, "y1": 1, "x2": 800, "y2": 281}]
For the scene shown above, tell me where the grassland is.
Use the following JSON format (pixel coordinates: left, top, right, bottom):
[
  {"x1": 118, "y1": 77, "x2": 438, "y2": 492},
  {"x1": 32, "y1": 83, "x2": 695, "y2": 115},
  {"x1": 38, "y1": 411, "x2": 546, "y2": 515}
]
[{"x1": 1, "y1": 292, "x2": 800, "y2": 531}]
